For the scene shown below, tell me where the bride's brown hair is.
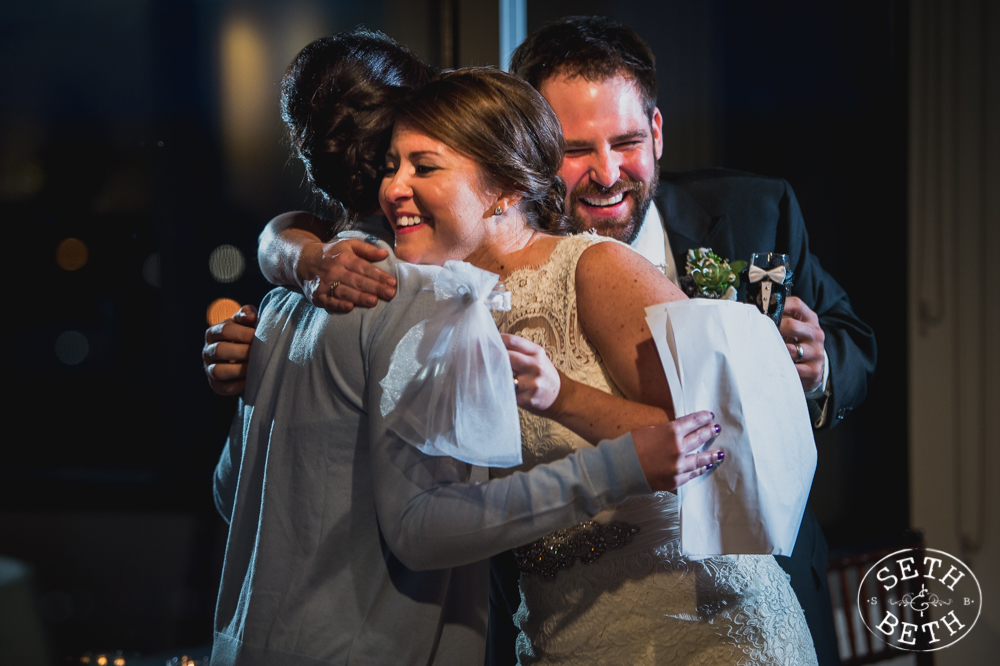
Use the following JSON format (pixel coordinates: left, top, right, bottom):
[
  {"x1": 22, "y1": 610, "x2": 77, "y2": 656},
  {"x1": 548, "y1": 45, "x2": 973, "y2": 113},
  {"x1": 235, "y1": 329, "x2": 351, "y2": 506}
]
[{"x1": 396, "y1": 68, "x2": 572, "y2": 235}]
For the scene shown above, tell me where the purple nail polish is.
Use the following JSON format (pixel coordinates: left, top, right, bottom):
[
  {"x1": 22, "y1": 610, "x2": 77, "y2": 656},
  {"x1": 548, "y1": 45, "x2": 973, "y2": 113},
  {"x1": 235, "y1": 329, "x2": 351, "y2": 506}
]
[
  {"x1": 713, "y1": 424, "x2": 721, "y2": 435},
  {"x1": 706, "y1": 464, "x2": 715, "y2": 471},
  {"x1": 717, "y1": 451, "x2": 725, "y2": 461}
]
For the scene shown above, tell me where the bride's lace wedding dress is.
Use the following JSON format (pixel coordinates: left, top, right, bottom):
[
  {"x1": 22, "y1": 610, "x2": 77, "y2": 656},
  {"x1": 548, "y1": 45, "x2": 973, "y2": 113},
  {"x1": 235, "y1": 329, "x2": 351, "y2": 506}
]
[{"x1": 493, "y1": 234, "x2": 817, "y2": 665}]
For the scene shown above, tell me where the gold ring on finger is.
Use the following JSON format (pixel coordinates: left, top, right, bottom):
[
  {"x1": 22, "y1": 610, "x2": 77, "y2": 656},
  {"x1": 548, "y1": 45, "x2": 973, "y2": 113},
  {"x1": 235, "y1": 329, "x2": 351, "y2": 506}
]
[{"x1": 329, "y1": 281, "x2": 342, "y2": 296}]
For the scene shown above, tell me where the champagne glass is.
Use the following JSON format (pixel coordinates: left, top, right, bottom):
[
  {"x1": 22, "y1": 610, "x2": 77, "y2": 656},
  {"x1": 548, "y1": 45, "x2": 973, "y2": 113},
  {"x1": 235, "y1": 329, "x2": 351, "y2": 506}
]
[{"x1": 748, "y1": 253, "x2": 791, "y2": 325}]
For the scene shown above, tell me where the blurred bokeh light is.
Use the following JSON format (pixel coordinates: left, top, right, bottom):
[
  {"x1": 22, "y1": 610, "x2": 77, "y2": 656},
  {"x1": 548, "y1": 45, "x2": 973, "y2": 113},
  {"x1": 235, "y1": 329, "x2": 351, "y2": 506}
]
[
  {"x1": 55, "y1": 331, "x2": 89, "y2": 365},
  {"x1": 56, "y1": 238, "x2": 89, "y2": 271},
  {"x1": 206, "y1": 298, "x2": 241, "y2": 326},
  {"x1": 208, "y1": 244, "x2": 246, "y2": 283}
]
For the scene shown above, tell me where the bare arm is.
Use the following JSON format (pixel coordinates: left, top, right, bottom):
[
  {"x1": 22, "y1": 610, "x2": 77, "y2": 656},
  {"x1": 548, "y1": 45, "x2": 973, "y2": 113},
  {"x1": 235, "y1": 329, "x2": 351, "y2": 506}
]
[
  {"x1": 573, "y1": 241, "x2": 687, "y2": 428},
  {"x1": 508, "y1": 243, "x2": 687, "y2": 442},
  {"x1": 505, "y1": 333, "x2": 683, "y2": 444},
  {"x1": 503, "y1": 242, "x2": 695, "y2": 447},
  {"x1": 505, "y1": 243, "x2": 727, "y2": 491},
  {"x1": 257, "y1": 211, "x2": 331, "y2": 288},
  {"x1": 258, "y1": 211, "x2": 398, "y2": 312}
]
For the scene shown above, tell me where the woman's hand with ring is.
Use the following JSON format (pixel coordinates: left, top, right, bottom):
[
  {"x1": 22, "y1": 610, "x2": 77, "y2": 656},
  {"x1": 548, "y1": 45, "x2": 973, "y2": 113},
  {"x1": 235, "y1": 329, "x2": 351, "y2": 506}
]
[
  {"x1": 503, "y1": 333, "x2": 561, "y2": 413},
  {"x1": 298, "y1": 238, "x2": 398, "y2": 312}
]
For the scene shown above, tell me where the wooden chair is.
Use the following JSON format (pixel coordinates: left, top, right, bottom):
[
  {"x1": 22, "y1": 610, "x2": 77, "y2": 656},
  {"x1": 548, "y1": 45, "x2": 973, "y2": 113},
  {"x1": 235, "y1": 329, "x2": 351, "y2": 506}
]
[{"x1": 827, "y1": 531, "x2": 934, "y2": 666}]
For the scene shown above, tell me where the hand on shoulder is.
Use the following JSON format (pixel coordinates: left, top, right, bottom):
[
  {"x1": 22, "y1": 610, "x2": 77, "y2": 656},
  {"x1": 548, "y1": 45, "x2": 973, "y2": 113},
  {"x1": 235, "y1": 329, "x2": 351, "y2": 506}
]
[
  {"x1": 203, "y1": 304, "x2": 258, "y2": 396},
  {"x1": 299, "y1": 238, "x2": 397, "y2": 312}
]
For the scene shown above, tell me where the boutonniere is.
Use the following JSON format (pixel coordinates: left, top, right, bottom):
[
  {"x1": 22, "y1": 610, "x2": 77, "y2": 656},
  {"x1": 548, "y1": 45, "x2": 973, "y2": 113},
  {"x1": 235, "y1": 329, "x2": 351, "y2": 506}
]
[{"x1": 679, "y1": 248, "x2": 747, "y2": 301}]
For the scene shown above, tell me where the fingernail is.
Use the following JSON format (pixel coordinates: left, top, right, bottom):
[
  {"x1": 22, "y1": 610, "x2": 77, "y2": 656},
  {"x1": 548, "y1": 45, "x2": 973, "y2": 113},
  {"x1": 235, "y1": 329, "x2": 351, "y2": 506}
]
[
  {"x1": 713, "y1": 424, "x2": 721, "y2": 435},
  {"x1": 706, "y1": 464, "x2": 715, "y2": 471},
  {"x1": 717, "y1": 451, "x2": 725, "y2": 461},
  {"x1": 366, "y1": 297, "x2": 378, "y2": 307},
  {"x1": 710, "y1": 411, "x2": 715, "y2": 419}
]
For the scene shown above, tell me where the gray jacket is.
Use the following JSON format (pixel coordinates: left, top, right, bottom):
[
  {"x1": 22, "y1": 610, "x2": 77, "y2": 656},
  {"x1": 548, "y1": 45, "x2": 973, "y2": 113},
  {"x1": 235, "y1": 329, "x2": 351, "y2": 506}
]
[{"x1": 211, "y1": 242, "x2": 651, "y2": 666}]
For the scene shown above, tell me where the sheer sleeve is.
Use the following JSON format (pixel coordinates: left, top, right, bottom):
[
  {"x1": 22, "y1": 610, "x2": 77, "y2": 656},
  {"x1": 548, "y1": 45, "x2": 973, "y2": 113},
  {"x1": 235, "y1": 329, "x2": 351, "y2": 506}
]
[{"x1": 379, "y1": 261, "x2": 521, "y2": 467}]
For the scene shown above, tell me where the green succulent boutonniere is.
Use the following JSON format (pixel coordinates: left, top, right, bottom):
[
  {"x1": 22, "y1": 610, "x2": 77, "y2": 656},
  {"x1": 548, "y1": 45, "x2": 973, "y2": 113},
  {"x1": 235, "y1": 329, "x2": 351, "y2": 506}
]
[{"x1": 679, "y1": 248, "x2": 748, "y2": 301}]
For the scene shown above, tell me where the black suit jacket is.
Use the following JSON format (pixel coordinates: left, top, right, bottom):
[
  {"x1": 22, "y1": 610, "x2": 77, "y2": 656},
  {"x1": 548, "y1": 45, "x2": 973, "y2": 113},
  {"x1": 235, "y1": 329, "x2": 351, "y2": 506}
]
[{"x1": 657, "y1": 168, "x2": 876, "y2": 427}]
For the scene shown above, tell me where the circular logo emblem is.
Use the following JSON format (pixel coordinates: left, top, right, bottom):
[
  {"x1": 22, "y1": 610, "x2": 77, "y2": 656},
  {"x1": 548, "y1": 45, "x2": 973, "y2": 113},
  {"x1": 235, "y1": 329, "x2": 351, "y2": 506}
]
[{"x1": 858, "y1": 548, "x2": 981, "y2": 651}]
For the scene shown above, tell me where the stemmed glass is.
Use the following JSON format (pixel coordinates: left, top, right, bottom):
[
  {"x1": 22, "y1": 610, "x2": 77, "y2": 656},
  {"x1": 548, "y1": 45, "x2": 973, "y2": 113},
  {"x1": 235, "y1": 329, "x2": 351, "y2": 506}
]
[{"x1": 747, "y1": 253, "x2": 791, "y2": 325}]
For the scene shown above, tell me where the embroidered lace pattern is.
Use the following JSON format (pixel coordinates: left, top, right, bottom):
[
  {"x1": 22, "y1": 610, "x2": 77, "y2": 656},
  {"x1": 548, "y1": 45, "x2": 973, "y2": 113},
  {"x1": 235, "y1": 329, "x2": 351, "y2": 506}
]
[{"x1": 494, "y1": 234, "x2": 817, "y2": 665}]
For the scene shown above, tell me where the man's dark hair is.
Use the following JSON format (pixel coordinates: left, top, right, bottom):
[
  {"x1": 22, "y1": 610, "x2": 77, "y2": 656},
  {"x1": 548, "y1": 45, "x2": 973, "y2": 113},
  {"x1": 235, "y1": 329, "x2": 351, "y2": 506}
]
[{"x1": 509, "y1": 16, "x2": 657, "y2": 117}]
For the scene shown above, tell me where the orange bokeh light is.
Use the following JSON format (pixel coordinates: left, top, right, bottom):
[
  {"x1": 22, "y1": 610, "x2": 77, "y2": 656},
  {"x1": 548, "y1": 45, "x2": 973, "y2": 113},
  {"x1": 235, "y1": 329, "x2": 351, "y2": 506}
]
[
  {"x1": 56, "y1": 237, "x2": 89, "y2": 271},
  {"x1": 207, "y1": 298, "x2": 242, "y2": 325}
]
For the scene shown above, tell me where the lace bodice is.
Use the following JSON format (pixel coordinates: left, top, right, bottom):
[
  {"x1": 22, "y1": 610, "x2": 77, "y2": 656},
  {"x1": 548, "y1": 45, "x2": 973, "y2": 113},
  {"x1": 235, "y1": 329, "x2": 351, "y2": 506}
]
[
  {"x1": 493, "y1": 234, "x2": 817, "y2": 665},
  {"x1": 493, "y1": 234, "x2": 622, "y2": 474}
]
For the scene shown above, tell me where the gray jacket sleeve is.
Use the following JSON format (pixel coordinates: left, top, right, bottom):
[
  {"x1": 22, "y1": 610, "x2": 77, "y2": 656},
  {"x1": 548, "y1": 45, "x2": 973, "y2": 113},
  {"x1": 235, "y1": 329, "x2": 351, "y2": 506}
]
[
  {"x1": 213, "y1": 398, "x2": 246, "y2": 525},
  {"x1": 365, "y1": 285, "x2": 652, "y2": 572}
]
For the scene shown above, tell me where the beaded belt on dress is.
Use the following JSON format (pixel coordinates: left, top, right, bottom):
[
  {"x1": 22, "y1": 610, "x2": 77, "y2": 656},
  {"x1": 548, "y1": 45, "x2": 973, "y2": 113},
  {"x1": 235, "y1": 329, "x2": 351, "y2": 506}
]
[{"x1": 514, "y1": 520, "x2": 640, "y2": 579}]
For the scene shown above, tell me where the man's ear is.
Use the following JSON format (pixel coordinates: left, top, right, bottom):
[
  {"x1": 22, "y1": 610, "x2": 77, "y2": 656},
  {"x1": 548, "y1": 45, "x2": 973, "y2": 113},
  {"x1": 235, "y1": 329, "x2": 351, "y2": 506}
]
[{"x1": 651, "y1": 107, "x2": 664, "y2": 161}]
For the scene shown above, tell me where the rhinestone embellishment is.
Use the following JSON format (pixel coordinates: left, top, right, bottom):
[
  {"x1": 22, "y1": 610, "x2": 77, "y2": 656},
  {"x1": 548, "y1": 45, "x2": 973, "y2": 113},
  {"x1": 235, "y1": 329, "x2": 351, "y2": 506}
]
[{"x1": 514, "y1": 520, "x2": 640, "y2": 579}]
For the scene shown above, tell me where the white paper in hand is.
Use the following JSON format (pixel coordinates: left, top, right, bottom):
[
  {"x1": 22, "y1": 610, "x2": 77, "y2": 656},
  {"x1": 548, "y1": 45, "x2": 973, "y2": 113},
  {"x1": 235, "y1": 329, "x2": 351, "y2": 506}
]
[{"x1": 645, "y1": 299, "x2": 816, "y2": 557}]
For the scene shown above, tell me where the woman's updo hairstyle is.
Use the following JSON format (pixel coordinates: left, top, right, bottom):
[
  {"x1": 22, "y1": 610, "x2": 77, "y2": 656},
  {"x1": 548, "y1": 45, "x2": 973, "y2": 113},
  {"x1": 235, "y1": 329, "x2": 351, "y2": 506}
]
[
  {"x1": 396, "y1": 68, "x2": 571, "y2": 235},
  {"x1": 281, "y1": 28, "x2": 431, "y2": 217}
]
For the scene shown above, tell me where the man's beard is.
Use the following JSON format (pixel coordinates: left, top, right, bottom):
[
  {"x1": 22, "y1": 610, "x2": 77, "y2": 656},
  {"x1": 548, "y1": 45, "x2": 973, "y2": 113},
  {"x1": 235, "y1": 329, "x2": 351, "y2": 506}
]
[{"x1": 567, "y1": 162, "x2": 659, "y2": 245}]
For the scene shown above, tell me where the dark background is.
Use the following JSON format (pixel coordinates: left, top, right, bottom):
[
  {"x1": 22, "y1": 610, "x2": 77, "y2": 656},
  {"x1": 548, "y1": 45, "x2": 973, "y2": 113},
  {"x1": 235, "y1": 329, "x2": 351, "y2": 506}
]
[{"x1": 0, "y1": 0, "x2": 907, "y2": 660}]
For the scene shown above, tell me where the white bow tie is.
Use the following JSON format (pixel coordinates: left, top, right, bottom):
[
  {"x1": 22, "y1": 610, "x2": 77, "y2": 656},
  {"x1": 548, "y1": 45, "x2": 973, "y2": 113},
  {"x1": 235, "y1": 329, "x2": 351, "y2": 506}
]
[{"x1": 748, "y1": 264, "x2": 787, "y2": 284}]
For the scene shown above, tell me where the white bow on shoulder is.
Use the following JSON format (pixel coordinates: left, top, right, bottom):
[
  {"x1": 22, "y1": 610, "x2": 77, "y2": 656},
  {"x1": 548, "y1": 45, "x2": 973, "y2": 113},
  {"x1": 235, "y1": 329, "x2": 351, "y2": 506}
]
[{"x1": 379, "y1": 261, "x2": 522, "y2": 468}]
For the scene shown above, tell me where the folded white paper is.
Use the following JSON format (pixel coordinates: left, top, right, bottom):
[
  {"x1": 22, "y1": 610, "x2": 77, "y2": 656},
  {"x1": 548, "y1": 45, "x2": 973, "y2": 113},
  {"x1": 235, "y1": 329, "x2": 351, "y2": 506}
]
[{"x1": 645, "y1": 299, "x2": 816, "y2": 557}]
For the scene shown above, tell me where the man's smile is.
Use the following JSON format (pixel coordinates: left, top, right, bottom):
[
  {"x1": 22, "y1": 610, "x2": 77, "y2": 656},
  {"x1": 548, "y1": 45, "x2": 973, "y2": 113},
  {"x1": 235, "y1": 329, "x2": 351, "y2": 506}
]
[{"x1": 579, "y1": 192, "x2": 626, "y2": 207}]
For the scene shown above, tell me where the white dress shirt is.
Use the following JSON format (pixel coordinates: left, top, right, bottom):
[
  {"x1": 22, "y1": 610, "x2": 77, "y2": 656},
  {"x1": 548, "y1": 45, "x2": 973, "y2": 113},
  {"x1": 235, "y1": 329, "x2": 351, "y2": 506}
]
[{"x1": 630, "y1": 204, "x2": 678, "y2": 284}]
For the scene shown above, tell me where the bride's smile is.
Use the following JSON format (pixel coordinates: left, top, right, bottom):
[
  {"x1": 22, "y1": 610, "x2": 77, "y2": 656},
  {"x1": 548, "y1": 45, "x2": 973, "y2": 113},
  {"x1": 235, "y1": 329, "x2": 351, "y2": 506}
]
[{"x1": 380, "y1": 119, "x2": 501, "y2": 267}]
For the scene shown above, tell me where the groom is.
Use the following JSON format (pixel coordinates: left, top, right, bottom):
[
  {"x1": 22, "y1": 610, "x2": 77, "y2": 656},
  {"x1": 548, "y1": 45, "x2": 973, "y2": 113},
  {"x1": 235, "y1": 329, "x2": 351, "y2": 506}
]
[{"x1": 204, "y1": 16, "x2": 875, "y2": 666}]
